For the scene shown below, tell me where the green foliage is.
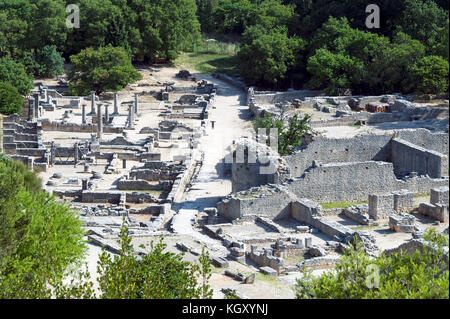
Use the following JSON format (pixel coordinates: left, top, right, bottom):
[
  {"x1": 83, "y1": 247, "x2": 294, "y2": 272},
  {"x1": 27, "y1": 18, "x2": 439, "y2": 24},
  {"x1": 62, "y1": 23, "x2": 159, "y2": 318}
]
[
  {"x1": 0, "y1": 154, "x2": 86, "y2": 298},
  {"x1": 238, "y1": 25, "x2": 304, "y2": 87},
  {"x1": 33, "y1": 45, "x2": 65, "y2": 77},
  {"x1": 295, "y1": 228, "x2": 449, "y2": 299},
  {"x1": 95, "y1": 223, "x2": 213, "y2": 299},
  {"x1": 410, "y1": 55, "x2": 449, "y2": 94},
  {"x1": 307, "y1": 48, "x2": 363, "y2": 95},
  {"x1": 68, "y1": 45, "x2": 142, "y2": 96},
  {"x1": 0, "y1": 81, "x2": 23, "y2": 115},
  {"x1": 253, "y1": 113, "x2": 311, "y2": 155},
  {"x1": 0, "y1": 57, "x2": 33, "y2": 96}
]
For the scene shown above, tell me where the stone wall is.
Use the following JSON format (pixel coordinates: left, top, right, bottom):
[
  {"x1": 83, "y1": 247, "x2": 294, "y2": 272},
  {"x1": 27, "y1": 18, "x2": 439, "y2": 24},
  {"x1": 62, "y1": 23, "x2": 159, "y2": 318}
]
[
  {"x1": 218, "y1": 186, "x2": 295, "y2": 221},
  {"x1": 288, "y1": 161, "x2": 448, "y2": 202},
  {"x1": 285, "y1": 134, "x2": 392, "y2": 177},
  {"x1": 391, "y1": 138, "x2": 448, "y2": 178}
]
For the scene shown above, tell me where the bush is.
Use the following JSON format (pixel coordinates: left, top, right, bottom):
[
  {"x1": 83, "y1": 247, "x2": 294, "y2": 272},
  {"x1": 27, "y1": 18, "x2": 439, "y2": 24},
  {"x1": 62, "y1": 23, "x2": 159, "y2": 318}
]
[
  {"x1": 0, "y1": 81, "x2": 24, "y2": 115},
  {"x1": 0, "y1": 57, "x2": 33, "y2": 96},
  {"x1": 410, "y1": 55, "x2": 449, "y2": 94},
  {"x1": 295, "y1": 228, "x2": 449, "y2": 299},
  {"x1": 253, "y1": 113, "x2": 311, "y2": 156}
]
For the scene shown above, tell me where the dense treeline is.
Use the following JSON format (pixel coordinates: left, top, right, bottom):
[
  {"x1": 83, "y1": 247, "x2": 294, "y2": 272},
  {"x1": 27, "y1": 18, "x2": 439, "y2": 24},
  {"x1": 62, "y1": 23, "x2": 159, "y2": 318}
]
[
  {"x1": 0, "y1": 0, "x2": 448, "y2": 109},
  {"x1": 197, "y1": 0, "x2": 449, "y2": 93}
]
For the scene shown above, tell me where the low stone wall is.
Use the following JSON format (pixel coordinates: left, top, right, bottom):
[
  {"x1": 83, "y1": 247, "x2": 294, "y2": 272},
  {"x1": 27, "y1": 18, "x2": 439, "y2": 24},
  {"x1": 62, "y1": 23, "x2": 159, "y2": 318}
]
[
  {"x1": 41, "y1": 119, "x2": 123, "y2": 133},
  {"x1": 117, "y1": 178, "x2": 172, "y2": 191},
  {"x1": 218, "y1": 186, "x2": 296, "y2": 221},
  {"x1": 167, "y1": 150, "x2": 199, "y2": 203}
]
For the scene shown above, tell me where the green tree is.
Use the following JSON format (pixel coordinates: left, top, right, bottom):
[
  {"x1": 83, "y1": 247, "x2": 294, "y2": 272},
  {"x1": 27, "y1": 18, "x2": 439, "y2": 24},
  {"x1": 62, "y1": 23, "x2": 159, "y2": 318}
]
[
  {"x1": 307, "y1": 48, "x2": 363, "y2": 95},
  {"x1": 238, "y1": 25, "x2": 304, "y2": 87},
  {"x1": 0, "y1": 57, "x2": 33, "y2": 96},
  {"x1": 0, "y1": 154, "x2": 86, "y2": 299},
  {"x1": 253, "y1": 113, "x2": 311, "y2": 155},
  {"x1": 68, "y1": 45, "x2": 142, "y2": 96},
  {"x1": 34, "y1": 45, "x2": 65, "y2": 77},
  {"x1": 295, "y1": 228, "x2": 449, "y2": 299},
  {"x1": 410, "y1": 55, "x2": 449, "y2": 94},
  {"x1": 0, "y1": 82, "x2": 24, "y2": 115},
  {"x1": 55, "y1": 221, "x2": 214, "y2": 299},
  {"x1": 96, "y1": 223, "x2": 213, "y2": 298},
  {"x1": 432, "y1": 19, "x2": 449, "y2": 59}
]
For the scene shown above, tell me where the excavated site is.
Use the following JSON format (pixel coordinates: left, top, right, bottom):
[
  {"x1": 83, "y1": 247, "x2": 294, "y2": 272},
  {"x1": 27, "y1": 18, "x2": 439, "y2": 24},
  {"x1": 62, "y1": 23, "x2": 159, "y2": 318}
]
[{"x1": 2, "y1": 67, "x2": 449, "y2": 299}]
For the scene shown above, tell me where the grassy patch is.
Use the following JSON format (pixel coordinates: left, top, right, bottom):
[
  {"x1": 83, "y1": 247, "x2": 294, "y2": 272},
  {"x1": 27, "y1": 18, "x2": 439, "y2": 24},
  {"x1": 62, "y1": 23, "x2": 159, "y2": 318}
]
[
  {"x1": 174, "y1": 52, "x2": 239, "y2": 76},
  {"x1": 414, "y1": 192, "x2": 430, "y2": 199},
  {"x1": 349, "y1": 124, "x2": 361, "y2": 129},
  {"x1": 321, "y1": 201, "x2": 368, "y2": 210}
]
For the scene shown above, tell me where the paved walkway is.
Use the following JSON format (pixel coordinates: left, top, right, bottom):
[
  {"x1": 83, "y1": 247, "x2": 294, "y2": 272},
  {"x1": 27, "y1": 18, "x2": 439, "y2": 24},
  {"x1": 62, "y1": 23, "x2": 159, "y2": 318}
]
[{"x1": 170, "y1": 74, "x2": 253, "y2": 242}]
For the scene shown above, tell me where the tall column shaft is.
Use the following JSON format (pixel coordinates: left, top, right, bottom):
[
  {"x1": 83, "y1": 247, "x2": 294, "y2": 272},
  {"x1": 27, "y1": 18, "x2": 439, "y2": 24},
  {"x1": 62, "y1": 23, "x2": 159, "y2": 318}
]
[
  {"x1": 97, "y1": 104, "x2": 103, "y2": 138},
  {"x1": 113, "y1": 93, "x2": 119, "y2": 114}
]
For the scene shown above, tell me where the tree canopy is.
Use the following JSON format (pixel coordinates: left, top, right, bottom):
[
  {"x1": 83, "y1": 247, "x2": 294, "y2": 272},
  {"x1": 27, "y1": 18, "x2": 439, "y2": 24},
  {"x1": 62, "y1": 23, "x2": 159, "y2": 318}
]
[{"x1": 68, "y1": 46, "x2": 142, "y2": 96}]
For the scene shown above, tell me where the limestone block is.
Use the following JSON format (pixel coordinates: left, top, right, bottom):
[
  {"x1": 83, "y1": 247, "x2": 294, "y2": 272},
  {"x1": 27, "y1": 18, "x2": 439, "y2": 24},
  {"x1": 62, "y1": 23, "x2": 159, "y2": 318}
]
[{"x1": 368, "y1": 193, "x2": 395, "y2": 220}]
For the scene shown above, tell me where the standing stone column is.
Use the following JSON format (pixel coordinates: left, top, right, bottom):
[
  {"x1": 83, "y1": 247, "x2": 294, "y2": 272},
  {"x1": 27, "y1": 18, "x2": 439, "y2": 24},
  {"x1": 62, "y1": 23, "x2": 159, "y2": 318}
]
[
  {"x1": 90, "y1": 92, "x2": 96, "y2": 115},
  {"x1": 105, "y1": 104, "x2": 110, "y2": 124},
  {"x1": 28, "y1": 157, "x2": 34, "y2": 171},
  {"x1": 29, "y1": 98, "x2": 35, "y2": 120},
  {"x1": 113, "y1": 92, "x2": 119, "y2": 115},
  {"x1": 97, "y1": 104, "x2": 103, "y2": 139},
  {"x1": 74, "y1": 142, "x2": 79, "y2": 165},
  {"x1": 50, "y1": 142, "x2": 56, "y2": 165},
  {"x1": 81, "y1": 104, "x2": 87, "y2": 125},
  {"x1": 134, "y1": 93, "x2": 139, "y2": 115},
  {"x1": 43, "y1": 88, "x2": 48, "y2": 102},
  {"x1": 33, "y1": 93, "x2": 40, "y2": 118},
  {"x1": 128, "y1": 104, "x2": 134, "y2": 129}
]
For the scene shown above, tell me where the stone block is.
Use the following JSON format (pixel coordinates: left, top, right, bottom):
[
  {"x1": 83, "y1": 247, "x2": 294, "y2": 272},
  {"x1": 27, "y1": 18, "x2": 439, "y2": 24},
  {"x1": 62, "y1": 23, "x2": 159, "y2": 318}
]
[
  {"x1": 392, "y1": 190, "x2": 414, "y2": 212},
  {"x1": 211, "y1": 257, "x2": 229, "y2": 268},
  {"x1": 259, "y1": 266, "x2": 277, "y2": 276},
  {"x1": 430, "y1": 187, "x2": 449, "y2": 206},
  {"x1": 368, "y1": 193, "x2": 395, "y2": 220}
]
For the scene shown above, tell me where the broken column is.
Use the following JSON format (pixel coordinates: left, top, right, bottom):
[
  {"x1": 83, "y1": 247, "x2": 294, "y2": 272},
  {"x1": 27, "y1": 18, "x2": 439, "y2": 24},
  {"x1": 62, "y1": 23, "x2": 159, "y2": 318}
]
[
  {"x1": 97, "y1": 103, "x2": 103, "y2": 139},
  {"x1": 134, "y1": 93, "x2": 139, "y2": 115},
  {"x1": 33, "y1": 93, "x2": 40, "y2": 118},
  {"x1": 81, "y1": 103, "x2": 87, "y2": 125},
  {"x1": 89, "y1": 92, "x2": 96, "y2": 115},
  {"x1": 113, "y1": 92, "x2": 119, "y2": 115},
  {"x1": 105, "y1": 104, "x2": 110, "y2": 124},
  {"x1": 82, "y1": 179, "x2": 88, "y2": 191},
  {"x1": 27, "y1": 157, "x2": 34, "y2": 171},
  {"x1": 28, "y1": 98, "x2": 35, "y2": 120},
  {"x1": 128, "y1": 104, "x2": 134, "y2": 129},
  {"x1": 74, "y1": 143, "x2": 79, "y2": 165}
]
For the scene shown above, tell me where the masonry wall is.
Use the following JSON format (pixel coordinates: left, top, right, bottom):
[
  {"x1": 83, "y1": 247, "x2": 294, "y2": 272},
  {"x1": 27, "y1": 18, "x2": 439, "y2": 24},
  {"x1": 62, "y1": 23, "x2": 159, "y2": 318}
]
[
  {"x1": 217, "y1": 189, "x2": 294, "y2": 221},
  {"x1": 288, "y1": 161, "x2": 448, "y2": 202},
  {"x1": 285, "y1": 134, "x2": 392, "y2": 177},
  {"x1": 391, "y1": 138, "x2": 448, "y2": 178},
  {"x1": 283, "y1": 129, "x2": 449, "y2": 178}
]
